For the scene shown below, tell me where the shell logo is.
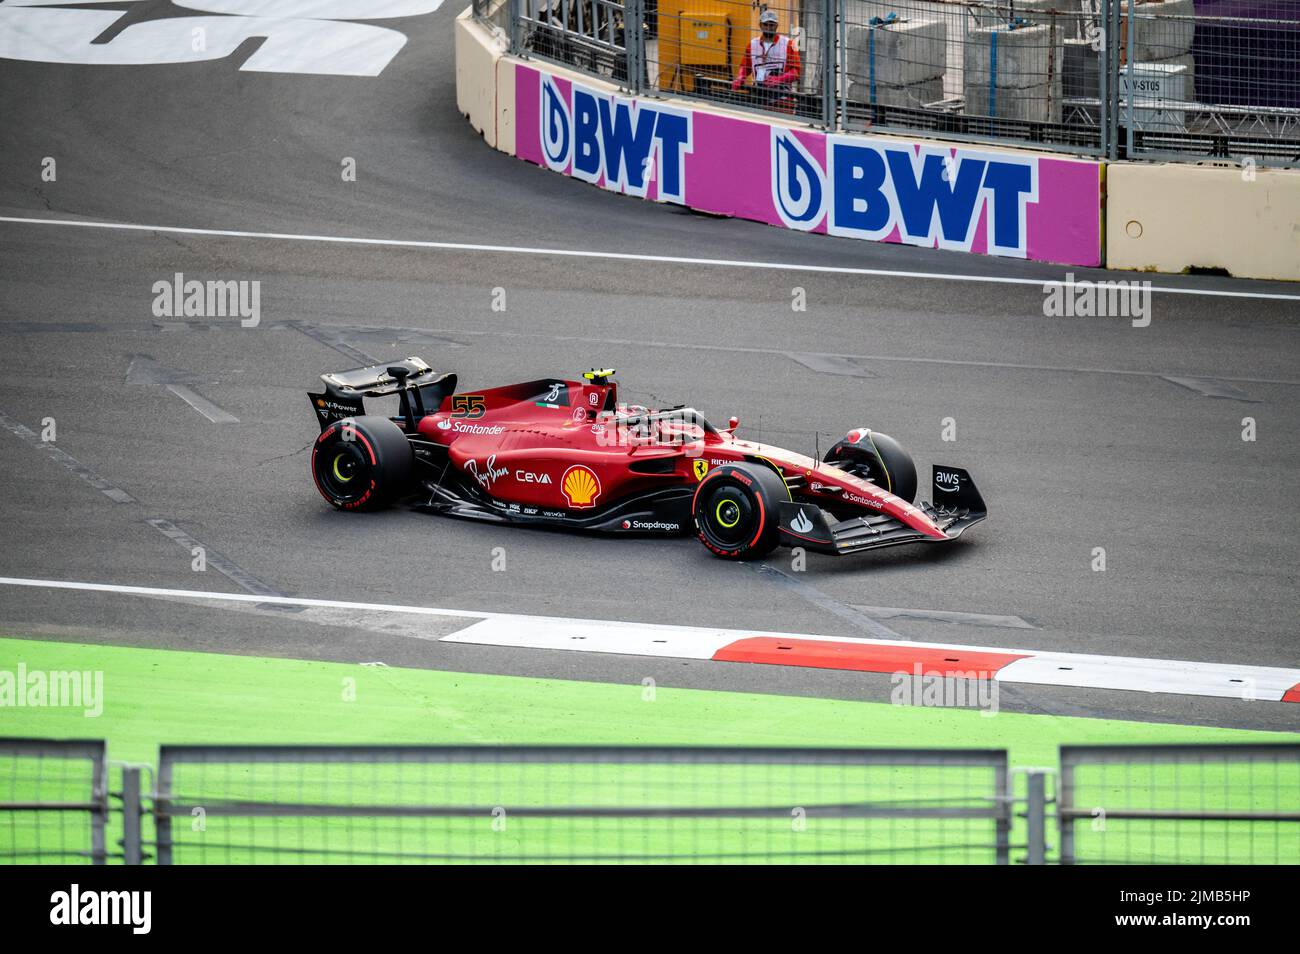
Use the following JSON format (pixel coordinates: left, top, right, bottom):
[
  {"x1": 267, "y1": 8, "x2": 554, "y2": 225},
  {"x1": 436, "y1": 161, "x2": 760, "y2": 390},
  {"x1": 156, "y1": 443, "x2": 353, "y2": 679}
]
[{"x1": 561, "y1": 465, "x2": 601, "y2": 508}]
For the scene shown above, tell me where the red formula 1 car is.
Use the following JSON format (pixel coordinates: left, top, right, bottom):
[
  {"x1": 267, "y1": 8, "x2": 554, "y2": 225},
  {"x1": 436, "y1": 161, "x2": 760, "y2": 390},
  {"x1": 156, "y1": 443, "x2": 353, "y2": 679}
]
[{"x1": 308, "y1": 359, "x2": 986, "y2": 560}]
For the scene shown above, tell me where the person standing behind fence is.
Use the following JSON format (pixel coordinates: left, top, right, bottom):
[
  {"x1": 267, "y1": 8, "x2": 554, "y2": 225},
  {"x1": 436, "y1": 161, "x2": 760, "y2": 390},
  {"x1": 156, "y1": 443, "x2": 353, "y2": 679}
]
[{"x1": 730, "y1": 9, "x2": 801, "y2": 111}]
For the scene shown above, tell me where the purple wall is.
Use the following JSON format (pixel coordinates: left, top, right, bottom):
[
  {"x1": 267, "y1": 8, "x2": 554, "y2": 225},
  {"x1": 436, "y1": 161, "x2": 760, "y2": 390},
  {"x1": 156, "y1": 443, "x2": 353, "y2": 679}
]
[{"x1": 1190, "y1": 0, "x2": 1300, "y2": 108}]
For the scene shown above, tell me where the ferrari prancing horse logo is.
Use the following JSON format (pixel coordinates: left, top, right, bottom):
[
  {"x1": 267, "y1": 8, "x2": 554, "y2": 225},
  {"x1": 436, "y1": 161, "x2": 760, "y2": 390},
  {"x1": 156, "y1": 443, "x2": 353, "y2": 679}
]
[{"x1": 693, "y1": 459, "x2": 709, "y2": 481}]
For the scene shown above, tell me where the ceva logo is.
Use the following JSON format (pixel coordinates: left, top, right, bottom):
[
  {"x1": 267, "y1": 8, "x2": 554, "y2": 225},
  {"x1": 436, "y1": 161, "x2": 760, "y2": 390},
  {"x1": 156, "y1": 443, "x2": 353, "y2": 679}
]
[
  {"x1": 769, "y1": 130, "x2": 1039, "y2": 257},
  {"x1": 538, "y1": 75, "x2": 693, "y2": 203},
  {"x1": 771, "y1": 129, "x2": 825, "y2": 231}
]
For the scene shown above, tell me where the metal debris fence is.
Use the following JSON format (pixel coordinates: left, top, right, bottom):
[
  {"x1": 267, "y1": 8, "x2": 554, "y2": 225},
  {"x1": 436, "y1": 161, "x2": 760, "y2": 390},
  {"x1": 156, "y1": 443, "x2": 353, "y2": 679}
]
[
  {"x1": 1058, "y1": 743, "x2": 1300, "y2": 864},
  {"x1": 151, "y1": 745, "x2": 1013, "y2": 864},
  {"x1": 4, "y1": 739, "x2": 1299, "y2": 863},
  {"x1": 0, "y1": 738, "x2": 108, "y2": 864},
  {"x1": 478, "y1": 0, "x2": 1300, "y2": 165}
]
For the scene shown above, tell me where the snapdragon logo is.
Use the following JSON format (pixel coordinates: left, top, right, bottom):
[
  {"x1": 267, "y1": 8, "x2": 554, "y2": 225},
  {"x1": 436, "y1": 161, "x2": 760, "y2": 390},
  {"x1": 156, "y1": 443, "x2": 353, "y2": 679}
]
[
  {"x1": 0, "y1": 665, "x2": 103, "y2": 717},
  {"x1": 50, "y1": 884, "x2": 151, "y2": 934},
  {"x1": 771, "y1": 130, "x2": 825, "y2": 231},
  {"x1": 537, "y1": 76, "x2": 693, "y2": 203},
  {"x1": 770, "y1": 135, "x2": 1039, "y2": 257}
]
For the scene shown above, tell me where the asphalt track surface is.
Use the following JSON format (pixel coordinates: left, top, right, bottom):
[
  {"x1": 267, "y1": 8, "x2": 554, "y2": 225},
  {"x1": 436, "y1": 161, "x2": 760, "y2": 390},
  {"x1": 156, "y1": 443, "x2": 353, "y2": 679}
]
[{"x1": 1, "y1": 3, "x2": 1297, "y2": 731}]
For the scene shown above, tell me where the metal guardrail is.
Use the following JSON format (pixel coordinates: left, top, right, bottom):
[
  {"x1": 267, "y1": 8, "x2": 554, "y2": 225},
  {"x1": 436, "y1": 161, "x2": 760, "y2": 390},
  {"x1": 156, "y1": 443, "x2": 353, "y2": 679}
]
[
  {"x1": 476, "y1": 0, "x2": 1300, "y2": 165},
  {"x1": 0, "y1": 738, "x2": 108, "y2": 864},
  {"x1": 6, "y1": 739, "x2": 1298, "y2": 863},
  {"x1": 153, "y1": 745, "x2": 1013, "y2": 864},
  {"x1": 1059, "y1": 743, "x2": 1300, "y2": 865}
]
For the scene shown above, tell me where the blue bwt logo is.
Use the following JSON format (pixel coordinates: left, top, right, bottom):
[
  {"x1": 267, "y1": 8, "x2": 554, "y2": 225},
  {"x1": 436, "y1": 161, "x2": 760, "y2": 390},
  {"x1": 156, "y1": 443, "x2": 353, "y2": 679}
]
[
  {"x1": 770, "y1": 130, "x2": 1040, "y2": 257},
  {"x1": 538, "y1": 75, "x2": 692, "y2": 203},
  {"x1": 771, "y1": 129, "x2": 825, "y2": 231},
  {"x1": 540, "y1": 76, "x2": 572, "y2": 171}
]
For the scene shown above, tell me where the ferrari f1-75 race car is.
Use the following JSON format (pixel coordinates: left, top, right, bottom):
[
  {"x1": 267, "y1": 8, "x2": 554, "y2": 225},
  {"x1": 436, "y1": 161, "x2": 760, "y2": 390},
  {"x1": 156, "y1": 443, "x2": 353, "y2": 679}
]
[{"x1": 308, "y1": 359, "x2": 986, "y2": 560}]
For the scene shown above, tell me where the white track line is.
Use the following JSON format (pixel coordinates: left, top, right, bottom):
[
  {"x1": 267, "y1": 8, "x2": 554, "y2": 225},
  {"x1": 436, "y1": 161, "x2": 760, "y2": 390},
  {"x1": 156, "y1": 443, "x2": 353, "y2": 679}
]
[
  {"x1": 165, "y1": 384, "x2": 240, "y2": 424},
  {"x1": 2, "y1": 576, "x2": 1296, "y2": 702},
  {"x1": 3, "y1": 215, "x2": 1299, "y2": 301},
  {"x1": 0, "y1": 577, "x2": 490, "y2": 619}
]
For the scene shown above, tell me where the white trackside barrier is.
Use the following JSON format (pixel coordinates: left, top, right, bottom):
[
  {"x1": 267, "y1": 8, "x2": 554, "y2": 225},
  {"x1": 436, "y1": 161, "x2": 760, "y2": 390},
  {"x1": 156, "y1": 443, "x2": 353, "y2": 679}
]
[
  {"x1": 846, "y1": 18, "x2": 947, "y2": 91},
  {"x1": 848, "y1": 76, "x2": 944, "y2": 109},
  {"x1": 964, "y1": 24, "x2": 1064, "y2": 123},
  {"x1": 970, "y1": 0, "x2": 1084, "y2": 29},
  {"x1": 1121, "y1": 62, "x2": 1190, "y2": 132},
  {"x1": 1124, "y1": 0, "x2": 1196, "y2": 61}
]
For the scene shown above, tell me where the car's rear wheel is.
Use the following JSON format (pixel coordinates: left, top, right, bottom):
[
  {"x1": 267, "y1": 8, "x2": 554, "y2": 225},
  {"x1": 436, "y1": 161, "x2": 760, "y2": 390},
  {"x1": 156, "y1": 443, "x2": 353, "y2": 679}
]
[
  {"x1": 823, "y1": 429, "x2": 917, "y2": 503},
  {"x1": 692, "y1": 462, "x2": 788, "y2": 560},
  {"x1": 312, "y1": 416, "x2": 413, "y2": 511}
]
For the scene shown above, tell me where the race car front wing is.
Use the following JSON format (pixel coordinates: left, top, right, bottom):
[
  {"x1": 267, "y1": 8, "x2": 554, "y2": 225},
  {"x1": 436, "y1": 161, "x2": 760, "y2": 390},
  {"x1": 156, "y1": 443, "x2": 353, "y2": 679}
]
[{"x1": 778, "y1": 465, "x2": 987, "y2": 555}]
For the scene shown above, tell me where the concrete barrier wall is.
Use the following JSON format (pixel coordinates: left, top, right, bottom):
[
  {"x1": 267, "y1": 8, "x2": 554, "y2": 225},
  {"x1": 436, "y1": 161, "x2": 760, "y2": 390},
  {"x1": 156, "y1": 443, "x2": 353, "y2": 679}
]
[
  {"x1": 1107, "y1": 162, "x2": 1300, "y2": 281},
  {"x1": 454, "y1": 9, "x2": 504, "y2": 149},
  {"x1": 455, "y1": 8, "x2": 1298, "y2": 279},
  {"x1": 495, "y1": 51, "x2": 516, "y2": 157},
  {"x1": 454, "y1": 10, "x2": 1100, "y2": 265},
  {"x1": 510, "y1": 61, "x2": 1103, "y2": 266}
]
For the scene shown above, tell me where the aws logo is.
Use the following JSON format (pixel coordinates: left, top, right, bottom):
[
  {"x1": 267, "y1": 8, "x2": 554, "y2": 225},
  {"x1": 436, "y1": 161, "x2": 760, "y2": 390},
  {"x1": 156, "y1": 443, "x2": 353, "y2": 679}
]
[
  {"x1": 538, "y1": 75, "x2": 693, "y2": 203},
  {"x1": 935, "y1": 470, "x2": 962, "y2": 493},
  {"x1": 770, "y1": 130, "x2": 1040, "y2": 257}
]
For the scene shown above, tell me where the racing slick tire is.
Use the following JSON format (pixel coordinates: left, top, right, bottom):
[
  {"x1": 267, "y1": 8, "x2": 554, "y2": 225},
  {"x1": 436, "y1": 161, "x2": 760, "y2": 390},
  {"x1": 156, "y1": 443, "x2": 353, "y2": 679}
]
[
  {"x1": 823, "y1": 429, "x2": 917, "y2": 503},
  {"x1": 312, "y1": 416, "x2": 413, "y2": 512},
  {"x1": 692, "y1": 462, "x2": 788, "y2": 560}
]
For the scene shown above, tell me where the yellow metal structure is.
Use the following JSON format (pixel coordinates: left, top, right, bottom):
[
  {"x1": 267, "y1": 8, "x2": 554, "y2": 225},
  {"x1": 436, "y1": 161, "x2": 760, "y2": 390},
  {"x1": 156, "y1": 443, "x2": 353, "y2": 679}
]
[{"x1": 658, "y1": 0, "x2": 799, "y2": 93}]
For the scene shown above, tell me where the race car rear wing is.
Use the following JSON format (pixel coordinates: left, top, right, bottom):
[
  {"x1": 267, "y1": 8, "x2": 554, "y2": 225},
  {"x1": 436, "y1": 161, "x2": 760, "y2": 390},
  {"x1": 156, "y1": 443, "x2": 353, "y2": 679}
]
[{"x1": 308, "y1": 356, "x2": 456, "y2": 431}]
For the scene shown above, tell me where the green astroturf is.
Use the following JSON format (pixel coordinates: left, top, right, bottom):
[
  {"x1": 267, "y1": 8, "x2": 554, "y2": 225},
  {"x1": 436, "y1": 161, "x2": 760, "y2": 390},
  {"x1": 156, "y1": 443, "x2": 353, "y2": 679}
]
[{"x1": 1, "y1": 637, "x2": 1295, "y2": 864}]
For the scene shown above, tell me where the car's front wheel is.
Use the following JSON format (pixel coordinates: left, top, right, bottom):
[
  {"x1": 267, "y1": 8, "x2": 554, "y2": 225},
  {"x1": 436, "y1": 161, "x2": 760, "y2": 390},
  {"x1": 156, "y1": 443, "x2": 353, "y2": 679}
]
[
  {"x1": 311, "y1": 416, "x2": 413, "y2": 511},
  {"x1": 823, "y1": 428, "x2": 917, "y2": 503},
  {"x1": 692, "y1": 462, "x2": 788, "y2": 560}
]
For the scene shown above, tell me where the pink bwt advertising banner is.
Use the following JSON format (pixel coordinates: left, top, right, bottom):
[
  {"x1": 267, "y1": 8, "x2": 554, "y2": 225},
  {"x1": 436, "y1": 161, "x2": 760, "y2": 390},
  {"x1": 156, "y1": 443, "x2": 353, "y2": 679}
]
[{"x1": 514, "y1": 63, "x2": 1103, "y2": 267}]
